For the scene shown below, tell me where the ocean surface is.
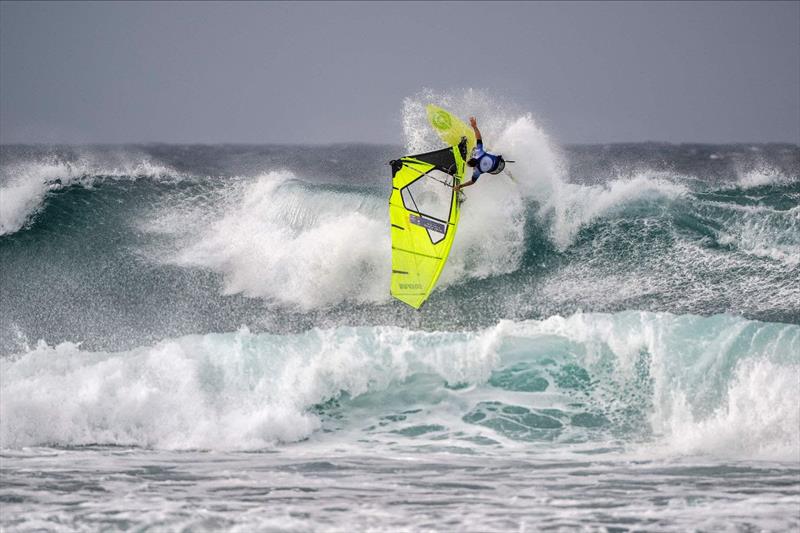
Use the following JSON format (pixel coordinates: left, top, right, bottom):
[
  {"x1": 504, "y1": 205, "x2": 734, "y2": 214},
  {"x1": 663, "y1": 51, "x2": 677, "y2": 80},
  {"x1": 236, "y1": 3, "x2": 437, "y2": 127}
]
[{"x1": 1, "y1": 100, "x2": 799, "y2": 531}]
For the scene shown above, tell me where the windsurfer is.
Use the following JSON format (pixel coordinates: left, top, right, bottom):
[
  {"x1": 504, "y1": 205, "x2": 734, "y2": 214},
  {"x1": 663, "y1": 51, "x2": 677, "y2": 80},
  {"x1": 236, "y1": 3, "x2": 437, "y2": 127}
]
[{"x1": 454, "y1": 117, "x2": 507, "y2": 192}]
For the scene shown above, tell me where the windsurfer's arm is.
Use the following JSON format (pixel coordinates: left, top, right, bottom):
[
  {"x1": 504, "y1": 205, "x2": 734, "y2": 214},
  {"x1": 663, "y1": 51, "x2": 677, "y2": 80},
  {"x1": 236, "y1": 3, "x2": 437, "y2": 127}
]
[
  {"x1": 469, "y1": 117, "x2": 482, "y2": 142},
  {"x1": 456, "y1": 166, "x2": 481, "y2": 191},
  {"x1": 455, "y1": 179, "x2": 476, "y2": 191}
]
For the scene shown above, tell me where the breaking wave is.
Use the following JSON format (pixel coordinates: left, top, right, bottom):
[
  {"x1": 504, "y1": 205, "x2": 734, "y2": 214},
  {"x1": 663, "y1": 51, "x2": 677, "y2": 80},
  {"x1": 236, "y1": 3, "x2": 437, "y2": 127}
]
[{"x1": 2, "y1": 312, "x2": 797, "y2": 462}]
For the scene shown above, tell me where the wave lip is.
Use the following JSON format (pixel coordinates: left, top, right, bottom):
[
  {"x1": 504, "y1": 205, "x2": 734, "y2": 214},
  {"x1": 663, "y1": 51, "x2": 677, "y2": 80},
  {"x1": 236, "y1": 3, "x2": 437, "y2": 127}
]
[{"x1": 0, "y1": 156, "x2": 182, "y2": 236}]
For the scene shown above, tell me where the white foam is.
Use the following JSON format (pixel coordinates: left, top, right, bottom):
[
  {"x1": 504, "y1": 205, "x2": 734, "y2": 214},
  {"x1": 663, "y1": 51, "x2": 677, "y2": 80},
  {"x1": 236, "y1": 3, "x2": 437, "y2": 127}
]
[
  {"x1": 660, "y1": 358, "x2": 800, "y2": 461},
  {"x1": 0, "y1": 325, "x2": 497, "y2": 450},
  {"x1": 170, "y1": 171, "x2": 392, "y2": 309},
  {"x1": 737, "y1": 165, "x2": 795, "y2": 188}
]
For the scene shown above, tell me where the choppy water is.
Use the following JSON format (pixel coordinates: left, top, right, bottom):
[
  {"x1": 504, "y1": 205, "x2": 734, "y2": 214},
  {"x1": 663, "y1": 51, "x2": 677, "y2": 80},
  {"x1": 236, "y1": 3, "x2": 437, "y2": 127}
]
[
  {"x1": 3, "y1": 448, "x2": 798, "y2": 532},
  {"x1": 1, "y1": 96, "x2": 799, "y2": 531}
]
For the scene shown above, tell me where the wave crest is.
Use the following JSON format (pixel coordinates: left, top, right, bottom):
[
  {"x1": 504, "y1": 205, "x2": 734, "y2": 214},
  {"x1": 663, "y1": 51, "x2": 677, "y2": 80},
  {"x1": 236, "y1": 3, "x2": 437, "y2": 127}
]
[{"x1": 0, "y1": 155, "x2": 182, "y2": 236}]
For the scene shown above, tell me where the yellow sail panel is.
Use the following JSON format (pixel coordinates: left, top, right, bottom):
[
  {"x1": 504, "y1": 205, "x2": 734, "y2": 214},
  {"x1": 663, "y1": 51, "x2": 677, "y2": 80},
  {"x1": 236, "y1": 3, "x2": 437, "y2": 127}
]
[
  {"x1": 389, "y1": 140, "x2": 467, "y2": 308},
  {"x1": 426, "y1": 104, "x2": 476, "y2": 156}
]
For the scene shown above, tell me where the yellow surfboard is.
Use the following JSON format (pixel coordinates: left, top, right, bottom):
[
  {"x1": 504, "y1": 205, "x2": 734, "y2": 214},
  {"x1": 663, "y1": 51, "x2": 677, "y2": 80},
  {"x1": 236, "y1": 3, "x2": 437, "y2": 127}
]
[{"x1": 426, "y1": 104, "x2": 476, "y2": 155}]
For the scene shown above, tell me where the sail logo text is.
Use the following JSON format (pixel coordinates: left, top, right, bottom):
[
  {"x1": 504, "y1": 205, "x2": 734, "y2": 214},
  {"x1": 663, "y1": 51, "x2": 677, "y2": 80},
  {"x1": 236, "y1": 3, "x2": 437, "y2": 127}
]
[{"x1": 409, "y1": 214, "x2": 446, "y2": 234}]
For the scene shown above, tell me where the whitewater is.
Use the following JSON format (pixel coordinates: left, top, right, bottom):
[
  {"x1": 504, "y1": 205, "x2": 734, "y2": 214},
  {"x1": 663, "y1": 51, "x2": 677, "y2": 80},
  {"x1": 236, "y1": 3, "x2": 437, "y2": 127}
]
[{"x1": 1, "y1": 93, "x2": 799, "y2": 531}]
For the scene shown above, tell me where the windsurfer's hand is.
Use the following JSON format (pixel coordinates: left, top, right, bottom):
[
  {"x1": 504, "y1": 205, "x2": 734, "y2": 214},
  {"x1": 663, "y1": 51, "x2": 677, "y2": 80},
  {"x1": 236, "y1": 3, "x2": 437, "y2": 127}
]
[{"x1": 469, "y1": 117, "x2": 477, "y2": 127}]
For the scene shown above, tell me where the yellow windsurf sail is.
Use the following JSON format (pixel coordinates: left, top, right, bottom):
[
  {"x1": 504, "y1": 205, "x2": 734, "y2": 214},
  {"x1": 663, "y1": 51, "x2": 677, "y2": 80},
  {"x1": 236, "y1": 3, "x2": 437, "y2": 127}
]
[
  {"x1": 426, "y1": 104, "x2": 476, "y2": 156},
  {"x1": 389, "y1": 138, "x2": 468, "y2": 308}
]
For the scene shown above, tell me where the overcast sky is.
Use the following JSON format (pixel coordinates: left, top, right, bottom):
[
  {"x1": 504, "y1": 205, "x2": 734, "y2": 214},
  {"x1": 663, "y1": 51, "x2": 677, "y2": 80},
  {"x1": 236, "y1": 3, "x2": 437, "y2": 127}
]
[{"x1": 1, "y1": 1, "x2": 798, "y2": 144}]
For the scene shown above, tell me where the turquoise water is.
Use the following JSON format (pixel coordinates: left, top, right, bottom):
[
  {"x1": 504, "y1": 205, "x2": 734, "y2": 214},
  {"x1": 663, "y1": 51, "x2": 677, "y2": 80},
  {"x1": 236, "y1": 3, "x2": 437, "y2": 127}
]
[{"x1": 1, "y1": 106, "x2": 799, "y2": 530}]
